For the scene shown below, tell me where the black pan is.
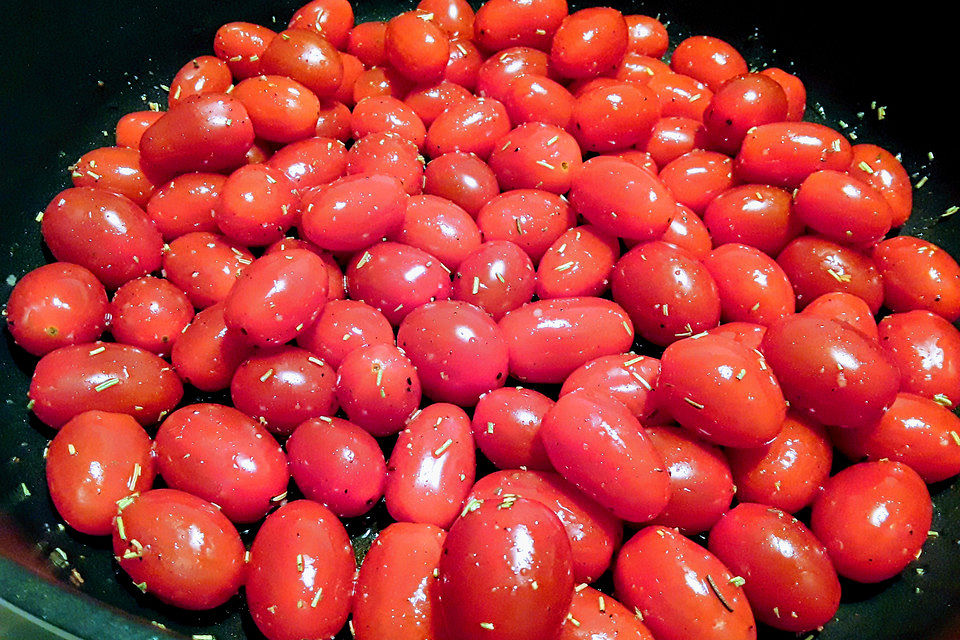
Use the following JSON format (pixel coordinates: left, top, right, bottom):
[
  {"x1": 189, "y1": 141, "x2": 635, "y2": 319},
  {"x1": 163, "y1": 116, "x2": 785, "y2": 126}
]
[{"x1": 2, "y1": 1, "x2": 959, "y2": 639}]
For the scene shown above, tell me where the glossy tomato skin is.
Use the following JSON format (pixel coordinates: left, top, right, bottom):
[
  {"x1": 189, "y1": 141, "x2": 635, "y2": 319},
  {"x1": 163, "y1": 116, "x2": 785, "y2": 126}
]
[
  {"x1": 811, "y1": 461, "x2": 932, "y2": 583},
  {"x1": 488, "y1": 123, "x2": 582, "y2": 194},
  {"x1": 246, "y1": 500, "x2": 355, "y2": 640},
  {"x1": 398, "y1": 301, "x2": 508, "y2": 406},
  {"x1": 760, "y1": 67, "x2": 806, "y2": 121},
  {"x1": 735, "y1": 122, "x2": 852, "y2": 189},
  {"x1": 348, "y1": 20, "x2": 387, "y2": 66},
  {"x1": 776, "y1": 235, "x2": 884, "y2": 313},
  {"x1": 115, "y1": 110, "x2": 164, "y2": 149},
  {"x1": 794, "y1": 169, "x2": 893, "y2": 246},
  {"x1": 168, "y1": 55, "x2": 233, "y2": 108},
  {"x1": 385, "y1": 10, "x2": 451, "y2": 84},
  {"x1": 390, "y1": 195, "x2": 482, "y2": 270},
  {"x1": 536, "y1": 225, "x2": 620, "y2": 299},
  {"x1": 874, "y1": 235, "x2": 960, "y2": 322},
  {"x1": 140, "y1": 93, "x2": 255, "y2": 180},
  {"x1": 146, "y1": 172, "x2": 224, "y2": 240},
  {"x1": 848, "y1": 143, "x2": 913, "y2": 227},
  {"x1": 761, "y1": 314, "x2": 900, "y2": 428},
  {"x1": 658, "y1": 150, "x2": 735, "y2": 216},
  {"x1": 109, "y1": 276, "x2": 193, "y2": 357},
  {"x1": 154, "y1": 403, "x2": 288, "y2": 523},
  {"x1": 288, "y1": 0, "x2": 354, "y2": 49},
  {"x1": 472, "y1": 0, "x2": 567, "y2": 52},
  {"x1": 659, "y1": 204, "x2": 713, "y2": 259},
  {"x1": 560, "y1": 586, "x2": 655, "y2": 640},
  {"x1": 702, "y1": 73, "x2": 788, "y2": 155},
  {"x1": 803, "y1": 291, "x2": 879, "y2": 340},
  {"x1": 614, "y1": 526, "x2": 756, "y2": 640},
  {"x1": 46, "y1": 411, "x2": 155, "y2": 536},
  {"x1": 571, "y1": 82, "x2": 660, "y2": 153},
  {"x1": 266, "y1": 136, "x2": 347, "y2": 190},
  {"x1": 646, "y1": 72, "x2": 712, "y2": 121},
  {"x1": 297, "y1": 299, "x2": 394, "y2": 369},
  {"x1": 424, "y1": 152, "x2": 500, "y2": 217},
  {"x1": 471, "y1": 386, "x2": 554, "y2": 470},
  {"x1": 41, "y1": 187, "x2": 163, "y2": 290},
  {"x1": 706, "y1": 321, "x2": 767, "y2": 352},
  {"x1": 475, "y1": 46, "x2": 550, "y2": 102},
  {"x1": 468, "y1": 469, "x2": 623, "y2": 584},
  {"x1": 351, "y1": 95, "x2": 427, "y2": 149},
  {"x1": 287, "y1": 416, "x2": 387, "y2": 518},
  {"x1": 70, "y1": 146, "x2": 157, "y2": 207},
  {"x1": 224, "y1": 249, "x2": 329, "y2": 347},
  {"x1": 708, "y1": 503, "x2": 841, "y2": 632},
  {"x1": 639, "y1": 116, "x2": 708, "y2": 169},
  {"x1": 425, "y1": 97, "x2": 512, "y2": 160},
  {"x1": 259, "y1": 28, "x2": 344, "y2": 99},
  {"x1": 703, "y1": 184, "x2": 802, "y2": 256},
  {"x1": 660, "y1": 333, "x2": 786, "y2": 447},
  {"x1": 542, "y1": 391, "x2": 669, "y2": 522},
  {"x1": 726, "y1": 412, "x2": 832, "y2": 513},
  {"x1": 112, "y1": 489, "x2": 245, "y2": 610},
  {"x1": 315, "y1": 100, "x2": 352, "y2": 141},
  {"x1": 670, "y1": 35, "x2": 748, "y2": 91},
  {"x1": 501, "y1": 74, "x2": 574, "y2": 129},
  {"x1": 550, "y1": 7, "x2": 629, "y2": 79},
  {"x1": 171, "y1": 303, "x2": 254, "y2": 392},
  {"x1": 452, "y1": 241, "x2": 536, "y2": 319},
  {"x1": 499, "y1": 297, "x2": 634, "y2": 384},
  {"x1": 162, "y1": 232, "x2": 253, "y2": 309},
  {"x1": 435, "y1": 497, "x2": 574, "y2": 640},
  {"x1": 335, "y1": 343, "x2": 421, "y2": 437},
  {"x1": 406, "y1": 81, "x2": 474, "y2": 127},
  {"x1": 611, "y1": 241, "x2": 721, "y2": 347},
  {"x1": 5, "y1": 262, "x2": 108, "y2": 356},
  {"x1": 353, "y1": 522, "x2": 446, "y2": 640},
  {"x1": 346, "y1": 132, "x2": 424, "y2": 196},
  {"x1": 701, "y1": 243, "x2": 795, "y2": 326},
  {"x1": 564, "y1": 353, "x2": 663, "y2": 425},
  {"x1": 213, "y1": 22, "x2": 277, "y2": 79},
  {"x1": 29, "y1": 342, "x2": 183, "y2": 429},
  {"x1": 879, "y1": 310, "x2": 960, "y2": 403},
  {"x1": 386, "y1": 403, "x2": 475, "y2": 529},
  {"x1": 233, "y1": 75, "x2": 321, "y2": 144},
  {"x1": 624, "y1": 14, "x2": 668, "y2": 56}
]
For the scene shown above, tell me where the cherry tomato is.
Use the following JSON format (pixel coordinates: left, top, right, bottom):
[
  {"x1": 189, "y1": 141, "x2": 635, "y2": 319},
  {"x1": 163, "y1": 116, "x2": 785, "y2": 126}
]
[
  {"x1": 645, "y1": 72, "x2": 712, "y2": 121},
  {"x1": 879, "y1": 310, "x2": 960, "y2": 404},
  {"x1": 233, "y1": 75, "x2": 321, "y2": 144},
  {"x1": 162, "y1": 231, "x2": 253, "y2": 309},
  {"x1": 658, "y1": 150, "x2": 735, "y2": 216},
  {"x1": 348, "y1": 20, "x2": 387, "y2": 66},
  {"x1": 171, "y1": 303, "x2": 254, "y2": 392},
  {"x1": 405, "y1": 81, "x2": 474, "y2": 127},
  {"x1": 452, "y1": 240, "x2": 536, "y2": 319},
  {"x1": 735, "y1": 121, "x2": 852, "y2": 189},
  {"x1": 213, "y1": 21, "x2": 277, "y2": 79},
  {"x1": 701, "y1": 243, "x2": 795, "y2": 326},
  {"x1": 335, "y1": 343, "x2": 422, "y2": 437},
  {"x1": 259, "y1": 28, "x2": 344, "y2": 99},
  {"x1": 168, "y1": 55, "x2": 232, "y2": 109},
  {"x1": 266, "y1": 136, "x2": 347, "y2": 189},
  {"x1": 385, "y1": 10, "x2": 451, "y2": 85},
  {"x1": 390, "y1": 194, "x2": 482, "y2": 270},
  {"x1": 425, "y1": 97, "x2": 512, "y2": 160},
  {"x1": 300, "y1": 173, "x2": 407, "y2": 252},
  {"x1": 703, "y1": 184, "x2": 802, "y2": 256},
  {"x1": 296, "y1": 299, "x2": 395, "y2": 369},
  {"x1": 873, "y1": 235, "x2": 960, "y2": 322},
  {"x1": 811, "y1": 461, "x2": 932, "y2": 583},
  {"x1": 560, "y1": 353, "x2": 664, "y2": 424},
  {"x1": 759, "y1": 67, "x2": 806, "y2": 121},
  {"x1": 536, "y1": 225, "x2": 620, "y2": 299},
  {"x1": 550, "y1": 7, "x2": 628, "y2": 79},
  {"x1": 146, "y1": 172, "x2": 223, "y2": 240},
  {"x1": 639, "y1": 116, "x2": 709, "y2": 168},
  {"x1": 315, "y1": 99, "x2": 352, "y2": 141},
  {"x1": 475, "y1": 47, "x2": 550, "y2": 103},
  {"x1": 444, "y1": 39, "x2": 484, "y2": 90},
  {"x1": 612, "y1": 53, "x2": 670, "y2": 85},
  {"x1": 109, "y1": 276, "x2": 194, "y2": 357},
  {"x1": 472, "y1": 0, "x2": 567, "y2": 52},
  {"x1": 848, "y1": 143, "x2": 913, "y2": 227},
  {"x1": 288, "y1": 0, "x2": 354, "y2": 49},
  {"x1": 214, "y1": 164, "x2": 299, "y2": 246},
  {"x1": 670, "y1": 35, "x2": 748, "y2": 91},
  {"x1": 488, "y1": 123, "x2": 582, "y2": 194},
  {"x1": 70, "y1": 146, "x2": 157, "y2": 207},
  {"x1": 776, "y1": 235, "x2": 884, "y2": 313},
  {"x1": 46, "y1": 410, "x2": 155, "y2": 536},
  {"x1": 659, "y1": 203, "x2": 713, "y2": 259},
  {"x1": 115, "y1": 110, "x2": 164, "y2": 149},
  {"x1": 112, "y1": 489, "x2": 245, "y2": 610},
  {"x1": 287, "y1": 416, "x2": 387, "y2": 518},
  {"x1": 351, "y1": 96, "x2": 426, "y2": 150},
  {"x1": 803, "y1": 291, "x2": 879, "y2": 339},
  {"x1": 625, "y1": 14, "x2": 668, "y2": 56},
  {"x1": 471, "y1": 386, "x2": 553, "y2": 470},
  {"x1": 794, "y1": 169, "x2": 893, "y2": 246},
  {"x1": 477, "y1": 188, "x2": 576, "y2": 264},
  {"x1": 706, "y1": 321, "x2": 767, "y2": 352},
  {"x1": 702, "y1": 73, "x2": 788, "y2": 155},
  {"x1": 346, "y1": 131, "x2": 424, "y2": 195},
  {"x1": 560, "y1": 586, "x2": 655, "y2": 640},
  {"x1": 571, "y1": 82, "x2": 660, "y2": 153},
  {"x1": 332, "y1": 52, "x2": 364, "y2": 107},
  {"x1": 501, "y1": 74, "x2": 574, "y2": 129},
  {"x1": 353, "y1": 66, "x2": 413, "y2": 104},
  {"x1": 424, "y1": 151, "x2": 500, "y2": 217},
  {"x1": 420, "y1": 0, "x2": 475, "y2": 37}
]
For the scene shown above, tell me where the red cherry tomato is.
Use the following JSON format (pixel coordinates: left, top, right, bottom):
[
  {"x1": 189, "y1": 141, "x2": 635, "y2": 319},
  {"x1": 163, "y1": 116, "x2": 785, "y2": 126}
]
[
  {"x1": 560, "y1": 585, "x2": 656, "y2": 640},
  {"x1": 233, "y1": 75, "x2": 320, "y2": 144},
  {"x1": 215, "y1": 164, "x2": 299, "y2": 246},
  {"x1": 390, "y1": 194, "x2": 482, "y2": 270},
  {"x1": 213, "y1": 22, "x2": 277, "y2": 80},
  {"x1": 848, "y1": 143, "x2": 913, "y2": 227},
  {"x1": 560, "y1": 353, "x2": 664, "y2": 424},
  {"x1": 332, "y1": 52, "x2": 364, "y2": 107},
  {"x1": 659, "y1": 203, "x2": 713, "y2": 259},
  {"x1": 452, "y1": 240, "x2": 536, "y2": 319},
  {"x1": 879, "y1": 310, "x2": 960, "y2": 404},
  {"x1": 296, "y1": 299, "x2": 395, "y2": 369},
  {"x1": 405, "y1": 81, "x2": 474, "y2": 127},
  {"x1": 670, "y1": 35, "x2": 748, "y2": 92},
  {"x1": 735, "y1": 121, "x2": 852, "y2": 189},
  {"x1": 444, "y1": 39, "x2": 484, "y2": 90},
  {"x1": 346, "y1": 132, "x2": 424, "y2": 195},
  {"x1": 501, "y1": 74, "x2": 574, "y2": 129},
  {"x1": 550, "y1": 7, "x2": 628, "y2": 79},
  {"x1": 347, "y1": 20, "x2": 387, "y2": 66},
  {"x1": 162, "y1": 231, "x2": 253, "y2": 309},
  {"x1": 794, "y1": 169, "x2": 893, "y2": 246},
  {"x1": 300, "y1": 173, "x2": 407, "y2": 252},
  {"x1": 760, "y1": 67, "x2": 806, "y2": 121},
  {"x1": 70, "y1": 146, "x2": 158, "y2": 207},
  {"x1": 288, "y1": 0, "x2": 354, "y2": 49},
  {"x1": 477, "y1": 188, "x2": 576, "y2": 264},
  {"x1": 385, "y1": 10, "x2": 451, "y2": 85},
  {"x1": 706, "y1": 321, "x2": 768, "y2": 352},
  {"x1": 425, "y1": 97, "x2": 512, "y2": 160},
  {"x1": 112, "y1": 489, "x2": 245, "y2": 610},
  {"x1": 171, "y1": 303, "x2": 253, "y2": 392},
  {"x1": 873, "y1": 235, "x2": 960, "y2": 322},
  {"x1": 472, "y1": 0, "x2": 567, "y2": 52},
  {"x1": 352, "y1": 66, "x2": 413, "y2": 103},
  {"x1": 259, "y1": 28, "x2": 344, "y2": 99},
  {"x1": 419, "y1": 0, "x2": 475, "y2": 37},
  {"x1": 646, "y1": 72, "x2": 713, "y2": 121},
  {"x1": 475, "y1": 46, "x2": 550, "y2": 103},
  {"x1": 658, "y1": 150, "x2": 734, "y2": 215},
  {"x1": 351, "y1": 96, "x2": 427, "y2": 150},
  {"x1": 803, "y1": 291, "x2": 879, "y2": 339},
  {"x1": 488, "y1": 123, "x2": 582, "y2": 194},
  {"x1": 703, "y1": 184, "x2": 802, "y2": 256},
  {"x1": 115, "y1": 110, "x2": 164, "y2": 149},
  {"x1": 571, "y1": 82, "x2": 661, "y2": 153},
  {"x1": 424, "y1": 151, "x2": 500, "y2": 217},
  {"x1": 702, "y1": 73, "x2": 788, "y2": 155},
  {"x1": 315, "y1": 99, "x2": 352, "y2": 141},
  {"x1": 536, "y1": 225, "x2": 620, "y2": 299},
  {"x1": 471, "y1": 386, "x2": 553, "y2": 470},
  {"x1": 266, "y1": 136, "x2": 347, "y2": 189},
  {"x1": 146, "y1": 172, "x2": 224, "y2": 240},
  {"x1": 701, "y1": 243, "x2": 795, "y2": 326},
  {"x1": 776, "y1": 235, "x2": 884, "y2": 313},
  {"x1": 639, "y1": 116, "x2": 709, "y2": 168},
  {"x1": 109, "y1": 276, "x2": 194, "y2": 357},
  {"x1": 624, "y1": 14, "x2": 668, "y2": 56},
  {"x1": 612, "y1": 53, "x2": 670, "y2": 85},
  {"x1": 335, "y1": 343, "x2": 422, "y2": 437},
  {"x1": 168, "y1": 55, "x2": 232, "y2": 108}
]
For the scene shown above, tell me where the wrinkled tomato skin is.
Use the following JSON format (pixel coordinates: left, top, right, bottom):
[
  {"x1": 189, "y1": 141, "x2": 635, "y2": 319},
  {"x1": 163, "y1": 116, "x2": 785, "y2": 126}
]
[
  {"x1": 287, "y1": 416, "x2": 387, "y2": 518},
  {"x1": 560, "y1": 586, "x2": 656, "y2": 640},
  {"x1": 471, "y1": 386, "x2": 554, "y2": 471},
  {"x1": 873, "y1": 235, "x2": 960, "y2": 322},
  {"x1": 172, "y1": 303, "x2": 254, "y2": 393},
  {"x1": 726, "y1": 412, "x2": 833, "y2": 513},
  {"x1": 452, "y1": 240, "x2": 536, "y2": 320},
  {"x1": 424, "y1": 151, "x2": 500, "y2": 217},
  {"x1": 811, "y1": 461, "x2": 932, "y2": 583},
  {"x1": 5, "y1": 262, "x2": 109, "y2": 356},
  {"x1": 29, "y1": 342, "x2": 183, "y2": 429},
  {"x1": 702, "y1": 243, "x2": 796, "y2": 326},
  {"x1": 353, "y1": 522, "x2": 446, "y2": 640},
  {"x1": 614, "y1": 526, "x2": 757, "y2": 640},
  {"x1": 162, "y1": 232, "x2": 253, "y2": 309},
  {"x1": 879, "y1": 310, "x2": 960, "y2": 403},
  {"x1": 793, "y1": 169, "x2": 893, "y2": 246},
  {"x1": 708, "y1": 503, "x2": 841, "y2": 632},
  {"x1": 670, "y1": 35, "x2": 748, "y2": 92},
  {"x1": 41, "y1": 187, "x2": 163, "y2": 290},
  {"x1": 386, "y1": 403, "x2": 475, "y2": 529},
  {"x1": 536, "y1": 225, "x2": 620, "y2": 300},
  {"x1": 560, "y1": 353, "x2": 663, "y2": 424},
  {"x1": 71, "y1": 146, "x2": 158, "y2": 207},
  {"x1": 112, "y1": 489, "x2": 245, "y2": 611},
  {"x1": 246, "y1": 500, "x2": 355, "y2": 640},
  {"x1": 435, "y1": 497, "x2": 574, "y2": 640},
  {"x1": 761, "y1": 314, "x2": 900, "y2": 428},
  {"x1": 109, "y1": 276, "x2": 194, "y2": 357},
  {"x1": 472, "y1": 0, "x2": 567, "y2": 52},
  {"x1": 296, "y1": 299, "x2": 395, "y2": 369},
  {"x1": 776, "y1": 235, "x2": 884, "y2": 313},
  {"x1": 335, "y1": 343, "x2": 422, "y2": 437},
  {"x1": 658, "y1": 150, "x2": 734, "y2": 216},
  {"x1": 803, "y1": 291, "x2": 879, "y2": 340},
  {"x1": 703, "y1": 184, "x2": 802, "y2": 256},
  {"x1": 46, "y1": 410, "x2": 155, "y2": 536},
  {"x1": 146, "y1": 172, "x2": 224, "y2": 241},
  {"x1": 213, "y1": 22, "x2": 277, "y2": 79}
]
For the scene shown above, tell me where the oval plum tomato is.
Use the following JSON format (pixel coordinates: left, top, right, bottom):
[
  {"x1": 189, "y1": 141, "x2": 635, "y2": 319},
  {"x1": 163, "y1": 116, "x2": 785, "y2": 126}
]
[
  {"x1": 476, "y1": 188, "x2": 575, "y2": 264},
  {"x1": 300, "y1": 173, "x2": 407, "y2": 253},
  {"x1": 468, "y1": 469, "x2": 622, "y2": 584},
  {"x1": 397, "y1": 300, "x2": 508, "y2": 406},
  {"x1": 259, "y1": 28, "x2": 344, "y2": 99},
  {"x1": 848, "y1": 143, "x2": 913, "y2": 227},
  {"x1": 777, "y1": 235, "x2": 884, "y2": 313},
  {"x1": 390, "y1": 195, "x2": 482, "y2": 270},
  {"x1": 560, "y1": 586, "x2": 655, "y2": 640},
  {"x1": 351, "y1": 95, "x2": 427, "y2": 149},
  {"x1": 246, "y1": 500, "x2": 355, "y2": 640},
  {"x1": 639, "y1": 116, "x2": 709, "y2": 168},
  {"x1": 233, "y1": 75, "x2": 320, "y2": 144},
  {"x1": 560, "y1": 353, "x2": 663, "y2": 424},
  {"x1": 162, "y1": 231, "x2": 253, "y2": 309},
  {"x1": 345, "y1": 132, "x2": 424, "y2": 195},
  {"x1": 146, "y1": 172, "x2": 224, "y2": 240},
  {"x1": 297, "y1": 299, "x2": 394, "y2": 369},
  {"x1": 659, "y1": 333, "x2": 786, "y2": 447},
  {"x1": 569, "y1": 156, "x2": 676, "y2": 242},
  {"x1": 658, "y1": 150, "x2": 734, "y2": 215},
  {"x1": 266, "y1": 136, "x2": 347, "y2": 189},
  {"x1": 213, "y1": 21, "x2": 277, "y2": 79},
  {"x1": 831, "y1": 393, "x2": 960, "y2": 483},
  {"x1": 424, "y1": 151, "x2": 500, "y2": 217},
  {"x1": 660, "y1": 204, "x2": 713, "y2": 259},
  {"x1": 168, "y1": 55, "x2": 232, "y2": 108},
  {"x1": 425, "y1": 97, "x2": 511, "y2": 160},
  {"x1": 726, "y1": 411, "x2": 832, "y2": 513},
  {"x1": 879, "y1": 310, "x2": 960, "y2": 404},
  {"x1": 701, "y1": 243, "x2": 795, "y2": 326},
  {"x1": 472, "y1": 0, "x2": 567, "y2": 52},
  {"x1": 115, "y1": 110, "x2": 164, "y2": 149},
  {"x1": 385, "y1": 10, "x2": 451, "y2": 85},
  {"x1": 172, "y1": 303, "x2": 253, "y2": 392},
  {"x1": 794, "y1": 169, "x2": 893, "y2": 246},
  {"x1": 347, "y1": 20, "x2": 387, "y2": 67},
  {"x1": 332, "y1": 52, "x2": 364, "y2": 107},
  {"x1": 352, "y1": 66, "x2": 413, "y2": 104},
  {"x1": 613, "y1": 526, "x2": 756, "y2": 640},
  {"x1": 288, "y1": 0, "x2": 354, "y2": 49},
  {"x1": 471, "y1": 386, "x2": 553, "y2": 470},
  {"x1": 761, "y1": 314, "x2": 900, "y2": 428},
  {"x1": 735, "y1": 121, "x2": 853, "y2": 188},
  {"x1": 385, "y1": 403, "x2": 475, "y2": 528},
  {"x1": 571, "y1": 82, "x2": 660, "y2": 153},
  {"x1": 499, "y1": 297, "x2": 635, "y2": 384},
  {"x1": 353, "y1": 522, "x2": 446, "y2": 640},
  {"x1": 287, "y1": 416, "x2": 387, "y2": 518},
  {"x1": 611, "y1": 241, "x2": 721, "y2": 347},
  {"x1": 405, "y1": 81, "x2": 474, "y2": 127},
  {"x1": 41, "y1": 187, "x2": 163, "y2": 290},
  {"x1": 541, "y1": 391, "x2": 669, "y2": 522},
  {"x1": 501, "y1": 74, "x2": 574, "y2": 129},
  {"x1": 46, "y1": 410, "x2": 155, "y2": 535},
  {"x1": 703, "y1": 73, "x2": 788, "y2": 155},
  {"x1": 873, "y1": 235, "x2": 960, "y2": 322},
  {"x1": 625, "y1": 14, "x2": 668, "y2": 56},
  {"x1": 335, "y1": 343, "x2": 422, "y2": 437},
  {"x1": 154, "y1": 403, "x2": 287, "y2": 523},
  {"x1": 475, "y1": 46, "x2": 550, "y2": 103},
  {"x1": 452, "y1": 240, "x2": 536, "y2": 319},
  {"x1": 345, "y1": 242, "x2": 452, "y2": 326},
  {"x1": 224, "y1": 249, "x2": 328, "y2": 347},
  {"x1": 760, "y1": 67, "x2": 806, "y2": 121},
  {"x1": 435, "y1": 497, "x2": 574, "y2": 640},
  {"x1": 70, "y1": 146, "x2": 157, "y2": 207},
  {"x1": 109, "y1": 276, "x2": 194, "y2": 357},
  {"x1": 536, "y1": 225, "x2": 620, "y2": 299},
  {"x1": 112, "y1": 489, "x2": 245, "y2": 610},
  {"x1": 706, "y1": 321, "x2": 768, "y2": 352},
  {"x1": 613, "y1": 53, "x2": 670, "y2": 85},
  {"x1": 29, "y1": 342, "x2": 183, "y2": 429},
  {"x1": 443, "y1": 39, "x2": 483, "y2": 90},
  {"x1": 708, "y1": 503, "x2": 841, "y2": 632},
  {"x1": 550, "y1": 7, "x2": 628, "y2": 79},
  {"x1": 703, "y1": 184, "x2": 802, "y2": 256},
  {"x1": 5, "y1": 262, "x2": 108, "y2": 356},
  {"x1": 645, "y1": 72, "x2": 713, "y2": 121},
  {"x1": 607, "y1": 148, "x2": 658, "y2": 175},
  {"x1": 315, "y1": 100, "x2": 352, "y2": 141},
  {"x1": 670, "y1": 35, "x2": 748, "y2": 92},
  {"x1": 215, "y1": 164, "x2": 298, "y2": 246},
  {"x1": 647, "y1": 424, "x2": 734, "y2": 534},
  {"x1": 488, "y1": 123, "x2": 582, "y2": 194},
  {"x1": 139, "y1": 93, "x2": 254, "y2": 180},
  {"x1": 811, "y1": 461, "x2": 932, "y2": 583},
  {"x1": 803, "y1": 291, "x2": 879, "y2": 339}
]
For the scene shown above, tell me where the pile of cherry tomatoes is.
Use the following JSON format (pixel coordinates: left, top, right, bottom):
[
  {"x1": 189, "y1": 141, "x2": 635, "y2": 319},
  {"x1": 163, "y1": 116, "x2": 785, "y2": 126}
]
[{"x1": 6, "y1": 0, "x2": 960, "y2": 638}]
